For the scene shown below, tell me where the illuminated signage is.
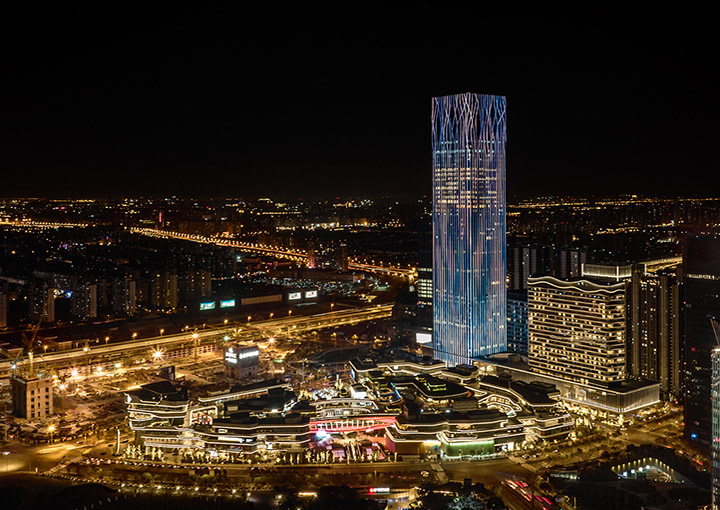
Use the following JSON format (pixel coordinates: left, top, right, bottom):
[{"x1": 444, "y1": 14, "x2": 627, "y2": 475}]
[
  {"x1": 305, "y1": 290, "x2": 318, "y2": 299},
  {"x1": 200, "y1": 301, "x2": 216, "y2": 311},
  {"x1": 416, "y1": 332, "x2": 432, "y2": 344},
  {"x1": 220, "y1": 299, "x2": 236, "y2": 308},
  {"x1": 225, "y1": 347, "x2": 259, "y2": 364},
  {"x1": 369, "y1": 487, "x2": 390, "y2": 494},
  {"x1": 288, "y1": 292, "x2": 302, "y2": 300}
]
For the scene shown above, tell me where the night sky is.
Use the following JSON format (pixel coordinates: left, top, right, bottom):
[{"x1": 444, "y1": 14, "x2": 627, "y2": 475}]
[{"x1": 3, "y1": 7, "x2": 717, "y2": 199}]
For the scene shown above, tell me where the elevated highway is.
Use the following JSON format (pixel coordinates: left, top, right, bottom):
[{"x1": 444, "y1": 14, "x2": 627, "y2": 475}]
[{"x1": 0, "y1": 304, "x2": 393, "y2": 379}]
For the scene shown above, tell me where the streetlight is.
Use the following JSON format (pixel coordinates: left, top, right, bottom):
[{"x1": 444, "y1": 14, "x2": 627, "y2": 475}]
[
  {"x1": 2, "y1": 451, "x2": 9, "y2": 473},
  {"x1": 48, "y1": 425, "x2": 55, "y2": 444},
  {"x1": 288, "y1": 310, "x2": 292, "y2": 317},
  {"x1": 269, "y1": 312, "x2": 274, "y2": 319},
  {"x1": 132, "y1": 332, "x2": 138, "y2": 340},
  {"x1": 159, "y1": 329, "x2": 164, "y2": 336},
  {"x1": 105, "y1": 336, "x2": 110, "y2": 344}
]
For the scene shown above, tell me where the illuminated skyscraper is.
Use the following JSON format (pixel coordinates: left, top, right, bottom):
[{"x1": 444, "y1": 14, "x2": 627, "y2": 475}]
[
  {"x1": 432, "y1": 93, "x2": 507, "y2": 365},
  {"x1": 713, "y1": 346, "x2": 720, "y2": 510}
]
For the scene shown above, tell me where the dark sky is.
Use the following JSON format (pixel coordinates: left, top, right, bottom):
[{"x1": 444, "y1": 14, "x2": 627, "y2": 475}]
[{"x1": 3, "y1": 7, "x2": 717, "y2": 199}]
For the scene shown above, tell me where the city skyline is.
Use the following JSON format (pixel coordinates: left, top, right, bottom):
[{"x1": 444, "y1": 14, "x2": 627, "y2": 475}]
[{"x1": 2, "y1": 8, "x2": 720, "y2": 509}]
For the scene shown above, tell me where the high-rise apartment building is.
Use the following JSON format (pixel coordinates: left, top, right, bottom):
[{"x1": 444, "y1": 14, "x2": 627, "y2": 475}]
[
  {"x1": 558, "y1": 246, "x2": 588, "y2": 279},
  {"x1": 112, "y1": 276, "x2": 137, "y2": 315},
  {"x1": 150, "y1": 270, "x2": 178, "y2": 311},
  {"x1": 684, "y1": 234, "x2": 720, "y2": 443},
  {"x1": 528, "y1": 275, "x2": 626, "y2": 385},
  {"x1": 507, "y1": 290, "x2": 529, "y2": 355},
  {"x1": 508, "y1": 244, "x2": 543, "y2": 290},
  {"x1": 30, "y1": 284, "x2": 56, "y2": 323},
  {"x1": 71, "y1": 281, "x2": 98, "y2": 320},
  {"x1": 432, "y1": 92, "x2": 507, "y2": 365},
  {"x1": 628, "y1": 268, "x2": 682, "y2": 397}
]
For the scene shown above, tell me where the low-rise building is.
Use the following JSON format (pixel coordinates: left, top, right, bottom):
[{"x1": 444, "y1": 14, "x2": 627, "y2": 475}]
[{"x1": 10, "y1": 374, "x2": 53, "y2": 420}]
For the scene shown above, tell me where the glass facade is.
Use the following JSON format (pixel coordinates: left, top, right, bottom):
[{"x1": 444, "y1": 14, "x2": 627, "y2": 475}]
[
  {"x1": 713, "y1": 348, "x2": 720, "y2": 510},
  {"x1": 432, "y1": 93, "x2": 507, "y2": 365},
  {"x1": 683, "y1": 234, "x2": 720, "y2": 443}
]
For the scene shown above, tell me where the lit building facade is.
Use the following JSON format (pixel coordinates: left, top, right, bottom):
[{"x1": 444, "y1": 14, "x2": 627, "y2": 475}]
[
  {"x1": 628, "y1": 268, "x2": 682, "y2": 397},
  {"x1": 432, "y1": 92, "x2": 507, "y2": 365},
  {"x1": 223, "y1": 344, "x2": 260, "y2": 380},
  {"x1": 528, "y1": 276, "x2": 626, "y2": 385},
  {"x1": 713, "y1": 347, "x2": 720, "y2": 510}
]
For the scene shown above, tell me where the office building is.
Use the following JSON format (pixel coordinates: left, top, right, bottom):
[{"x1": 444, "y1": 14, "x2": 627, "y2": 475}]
[
  {"x1": 713, "y1": 347, "x2": 720, "y2": 509},
  {"x1": 10, "y1": 374, "x2": 53, "y2": 420},
  {"x1": 432, "y1": 92, "x2": 507, "y2": 365},
  {"x1": 528, "y1": 275, "x2": 626, "y2": 385},
  {"x1": 683, "y1": 234, "x2": 720, "y2": 443},
  {"x1": 417, "y1": 221, "x2": 433, "y2": 308},
  {"x1": 628, "y1": 268, "x2": 682, "y2": 397}
]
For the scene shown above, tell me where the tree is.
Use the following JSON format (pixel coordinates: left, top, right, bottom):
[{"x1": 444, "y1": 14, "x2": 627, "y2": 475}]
[{"x1": 447, "y1": 495, "x2": 486, "y2": 510}]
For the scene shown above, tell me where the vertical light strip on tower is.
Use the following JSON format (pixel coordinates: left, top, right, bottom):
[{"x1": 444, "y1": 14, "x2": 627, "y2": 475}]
[
  {"x1": 712, "y1": 319, "x2": 720, "y2": 510},
  {"x1": 432, "y1": 93, "x2": 507, "y2": 365}
]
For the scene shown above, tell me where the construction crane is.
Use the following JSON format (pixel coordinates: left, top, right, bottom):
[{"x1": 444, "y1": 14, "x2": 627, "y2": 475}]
[{"x1": 15, "y1": 286, "x2": 54, "y2": 379}]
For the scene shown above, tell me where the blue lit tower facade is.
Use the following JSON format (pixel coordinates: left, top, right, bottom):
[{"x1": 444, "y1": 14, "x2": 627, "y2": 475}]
[
  {"x1": 713, "y1": 346, "x2": 720, "y2": 510},
  {"x1": 432, "y1": 93, "x2": 507, "y2": 366}
]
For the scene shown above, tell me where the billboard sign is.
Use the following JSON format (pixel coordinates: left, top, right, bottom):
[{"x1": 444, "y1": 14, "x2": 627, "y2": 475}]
[
  {"x1": 220, "y1": 299, "x2": 236, "y2": 308},
  {"x1": 416, "y1": 332, "x2": 432, "y2": 344},
  {"x1": 200, "y1": 301, "x2": 216, "y2": 311}
]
